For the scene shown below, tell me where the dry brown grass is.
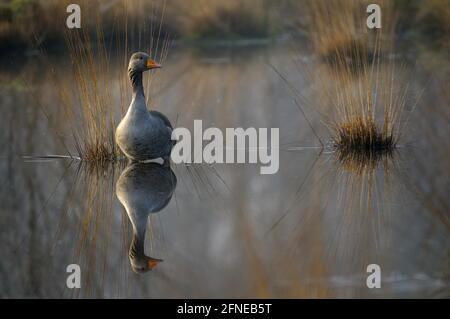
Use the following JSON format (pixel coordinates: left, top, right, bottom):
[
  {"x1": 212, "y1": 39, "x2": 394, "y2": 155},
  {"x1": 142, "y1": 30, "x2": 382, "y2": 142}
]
[
  {"x1": 61, "y1": 28, "x2": 120, "y2": 163},
  {"x1": 326, "y1": 59, "x2": 409, "y2": 157},
  {"x1": 325, "y1": 45, "x2": 410, "y2": 153},
  {"x1": 335, "y1": 146, "x2": 394, "y2": 175}
]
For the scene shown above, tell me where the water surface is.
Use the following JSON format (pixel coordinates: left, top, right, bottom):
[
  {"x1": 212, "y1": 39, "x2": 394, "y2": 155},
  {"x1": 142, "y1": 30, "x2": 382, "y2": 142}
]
[{"x1": 0, "y1": 43, "x2": 448, "y2": 298}]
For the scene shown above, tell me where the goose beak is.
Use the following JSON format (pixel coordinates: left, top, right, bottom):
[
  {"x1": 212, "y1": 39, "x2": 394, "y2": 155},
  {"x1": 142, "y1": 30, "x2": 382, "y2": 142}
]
[
  {"x1": 147, "y1": 59, "x2": 162, "y2": 69},
  {"x1": 147, "y1": 257, "x2": 163, "y2": 270}
]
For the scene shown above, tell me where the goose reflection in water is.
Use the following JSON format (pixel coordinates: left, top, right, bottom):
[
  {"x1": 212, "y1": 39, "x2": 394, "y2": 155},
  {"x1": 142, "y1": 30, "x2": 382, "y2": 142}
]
[{"x1": 116, "y1": 162, "x2": 177, "y2": 273}]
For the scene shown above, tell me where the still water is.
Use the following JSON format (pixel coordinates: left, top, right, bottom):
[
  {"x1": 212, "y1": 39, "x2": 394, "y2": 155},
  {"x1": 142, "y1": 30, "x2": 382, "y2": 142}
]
[{"x1": 0, "y1": 43, "x2": 448, "y2": 298}]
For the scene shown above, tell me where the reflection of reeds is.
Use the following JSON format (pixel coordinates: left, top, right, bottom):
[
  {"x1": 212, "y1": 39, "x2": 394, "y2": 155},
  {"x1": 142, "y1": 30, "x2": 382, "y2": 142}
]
[
  {"x1": 72, "y1": 162, "x2": 119, "y2": 297},
  {"x1": 335, "y1": 147, "x2": 394, "y2": 176}
]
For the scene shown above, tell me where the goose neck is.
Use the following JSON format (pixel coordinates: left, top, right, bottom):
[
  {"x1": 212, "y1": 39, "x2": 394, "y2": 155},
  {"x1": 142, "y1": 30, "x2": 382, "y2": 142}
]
[
  {"x1": 129, "y1": 68, "x2": 145, "y2": 98},
  {"x1": 129, "y1": 225, "x2": 146, "y2": 258}
]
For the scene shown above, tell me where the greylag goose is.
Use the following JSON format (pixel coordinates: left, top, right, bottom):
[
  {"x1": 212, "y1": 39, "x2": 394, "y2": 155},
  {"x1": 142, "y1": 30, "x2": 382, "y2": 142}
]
[
  {"x1": 116, "y1": 162, "x2": 177, "y2": 273},
  {"x1": 115, "y1": 52, "x2": 174, "y2": 163}
]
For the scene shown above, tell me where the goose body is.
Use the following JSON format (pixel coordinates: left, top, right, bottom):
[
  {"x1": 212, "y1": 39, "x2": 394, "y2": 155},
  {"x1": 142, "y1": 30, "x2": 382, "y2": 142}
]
[{"x1": 115, "y1": 52, "x2": 174, "y2": 162}]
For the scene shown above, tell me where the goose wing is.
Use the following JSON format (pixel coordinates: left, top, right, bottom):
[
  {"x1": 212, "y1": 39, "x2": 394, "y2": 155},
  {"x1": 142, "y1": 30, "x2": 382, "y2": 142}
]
[
  {"x1": 149, "y1": 110, "x2": 176, "y2": 146},
  {"x1": 149, "y1": 110, "x2": 173, "y2": 129}
]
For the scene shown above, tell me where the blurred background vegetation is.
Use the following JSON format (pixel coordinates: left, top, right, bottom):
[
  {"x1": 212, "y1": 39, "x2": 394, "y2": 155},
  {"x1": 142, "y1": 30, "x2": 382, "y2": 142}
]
[{"x1": 0, "y1": 0, "x2": 448, "y2": 52}]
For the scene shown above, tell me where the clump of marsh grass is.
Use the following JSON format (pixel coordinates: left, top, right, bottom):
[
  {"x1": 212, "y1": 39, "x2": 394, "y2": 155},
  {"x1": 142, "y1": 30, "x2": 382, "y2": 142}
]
[
  {"x1": 325, "y1": 32, "x2": 410, "y2": 155},
  {"x1": 60, "y1": 28, "x2": 122, "y2": 164},
  {"x1": 333, "y1": 116, "x2": 394, "y2": 152}
]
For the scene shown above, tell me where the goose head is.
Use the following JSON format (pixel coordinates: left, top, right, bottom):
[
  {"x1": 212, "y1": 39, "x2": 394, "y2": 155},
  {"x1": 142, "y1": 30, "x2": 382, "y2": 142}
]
[
  {"x1": 129, "y1": 247, "x2": 163, "y2": 274},
  {"x1": 128, "y1": 52, "x2": 161, "y2": 73}
]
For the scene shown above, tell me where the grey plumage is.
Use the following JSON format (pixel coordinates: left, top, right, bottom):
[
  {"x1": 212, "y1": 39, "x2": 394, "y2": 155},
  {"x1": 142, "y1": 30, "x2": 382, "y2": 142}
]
[{"x1": 115, "y1": 52, "x2": 174, "y2": 162}]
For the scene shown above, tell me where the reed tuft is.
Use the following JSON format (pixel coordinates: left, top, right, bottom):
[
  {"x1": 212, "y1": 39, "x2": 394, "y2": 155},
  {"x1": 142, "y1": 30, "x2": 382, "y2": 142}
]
[
  {"x1": 333, "y1": 116, "x2": 394, "y2": 152},
  {"x1": 61, "y1": 27, "x2": 121, "y2": 164}
]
